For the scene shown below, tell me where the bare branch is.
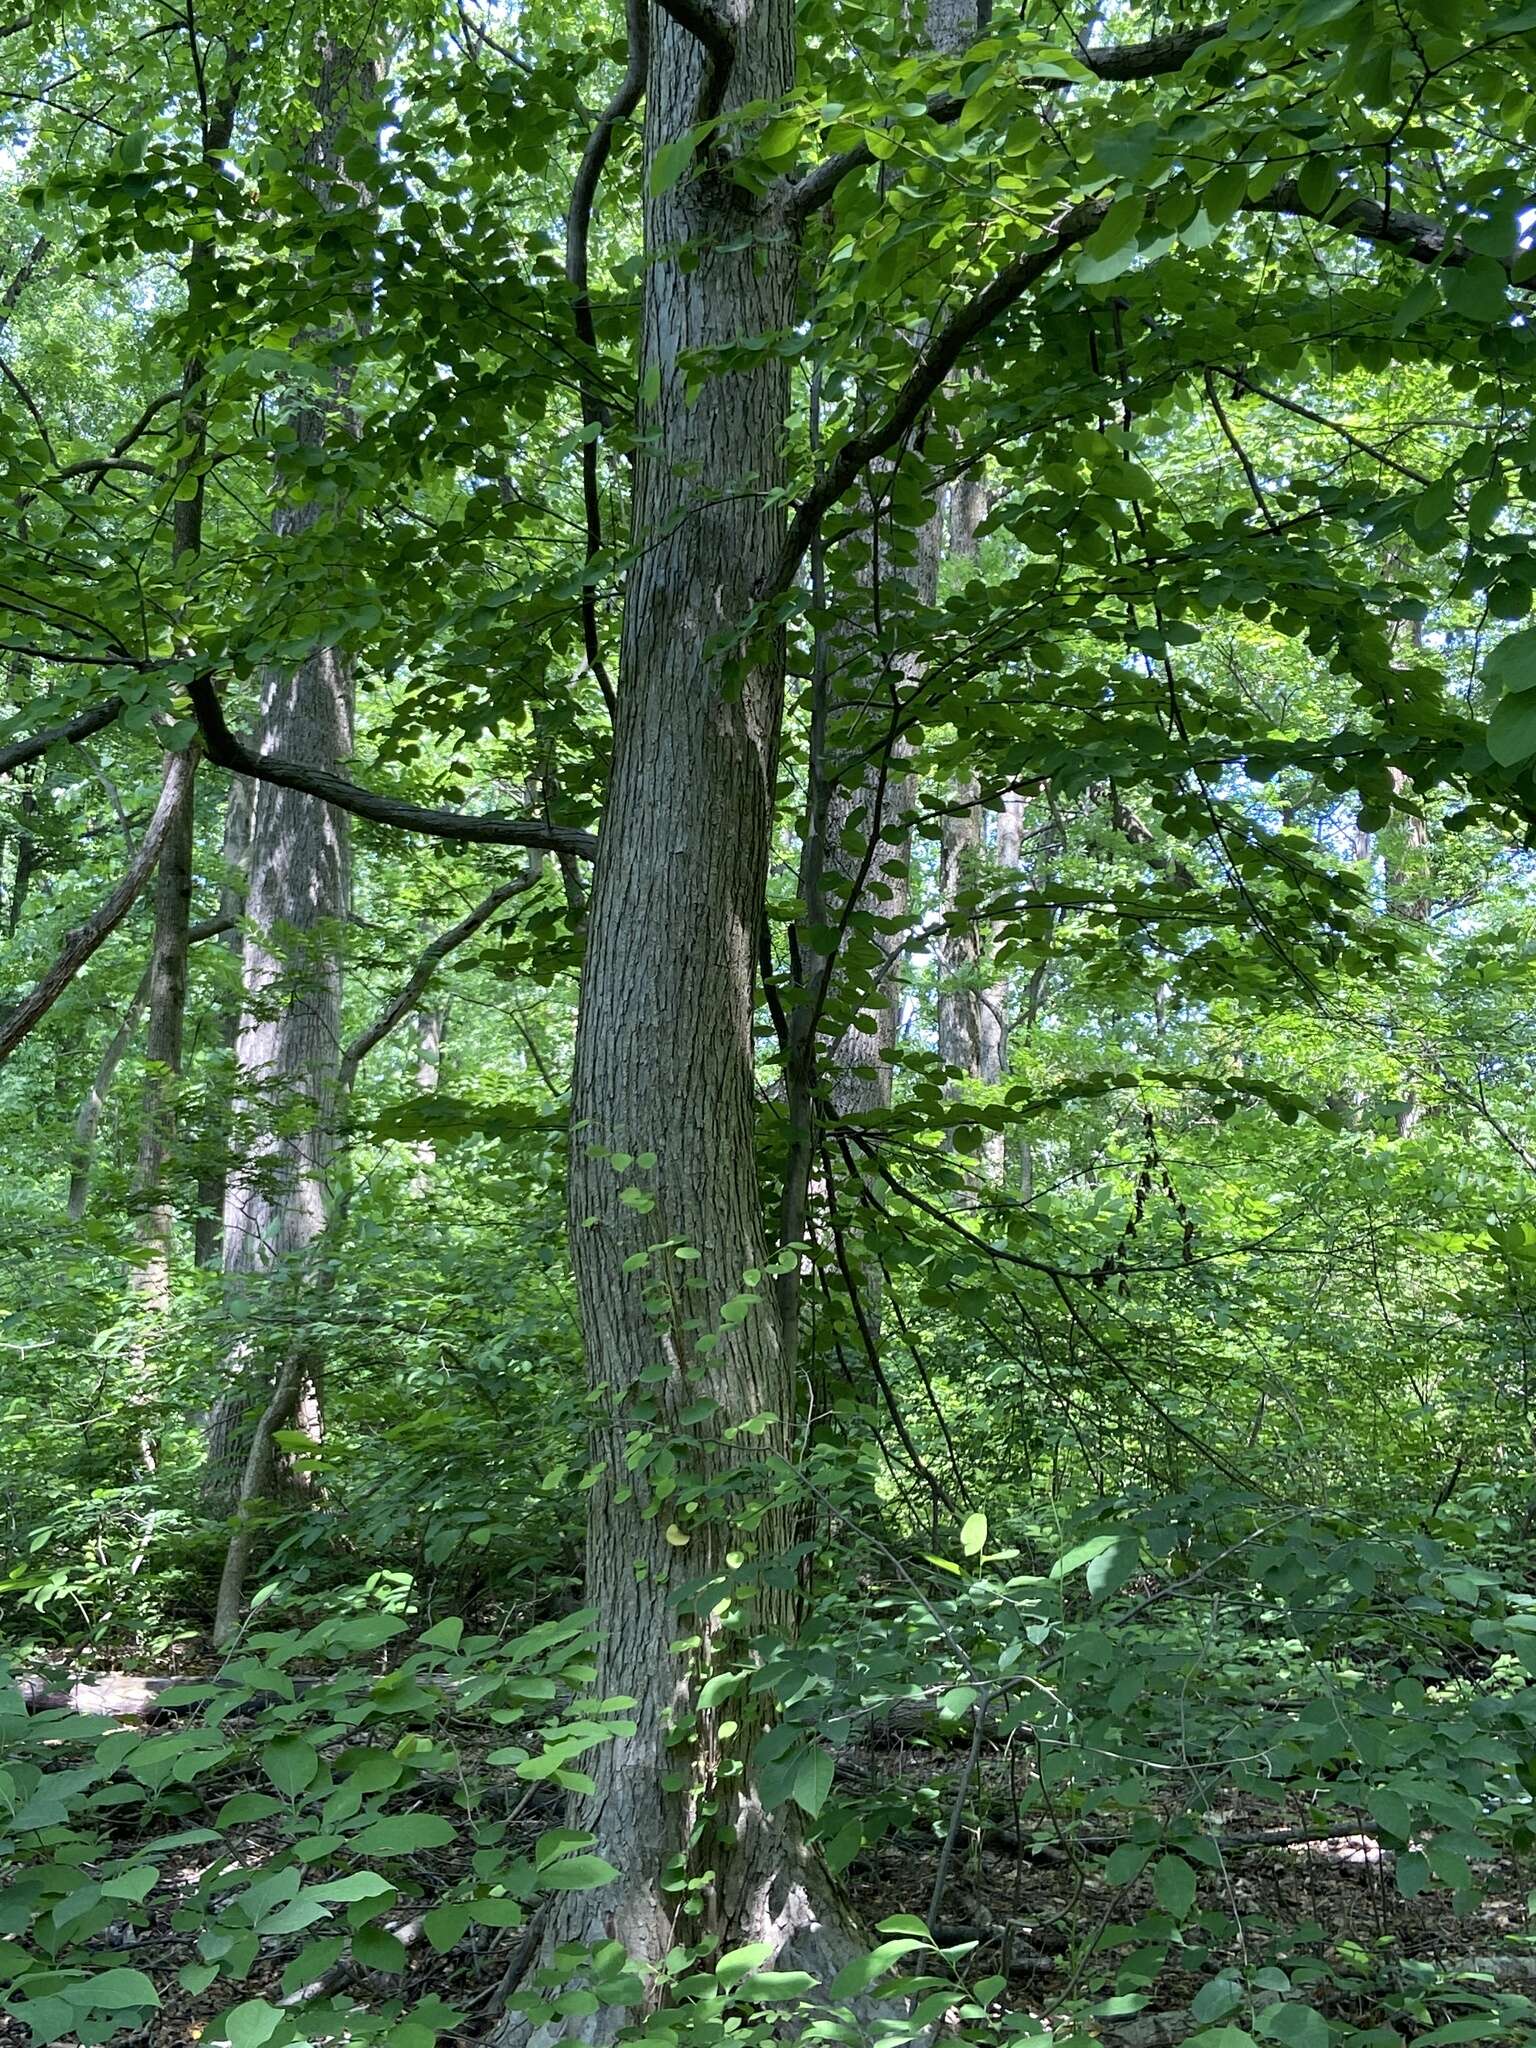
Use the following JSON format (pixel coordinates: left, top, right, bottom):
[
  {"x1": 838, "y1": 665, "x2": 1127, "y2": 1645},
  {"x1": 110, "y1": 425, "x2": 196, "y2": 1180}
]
[
  {"x1": 339, "y1": 866, "x2": 544, "y2": 1093},
  {"x1": 0, "y1": 746, "x2": 198, "y2": 1065},
  {"x1": 187, "y1": 674, "x2": 598, "y2": 860},
  {"x1": 0, "y1": 697, "x2": 124, "y2": 777}
]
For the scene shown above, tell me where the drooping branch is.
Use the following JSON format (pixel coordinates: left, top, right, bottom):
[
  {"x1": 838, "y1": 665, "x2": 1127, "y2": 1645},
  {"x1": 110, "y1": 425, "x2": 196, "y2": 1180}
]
[
  {"x1": 0, "y1": 746, "x2": 198, "y2": 1064},
  {"x1": 655, "y1": 0, "x2": 734, "y2": 124},
  {"x1": 338, "y1": 865, "x2": 544, "y2": 1093},
  {"x1": 563, "y1": 0, "x2": 648, "y2": 723},
  {"x1": 187, "y1": 675, "x2": 598, "y2": 860},
  {"x1": 0, "y1": 697, "x2": 124, "y2": 776}
]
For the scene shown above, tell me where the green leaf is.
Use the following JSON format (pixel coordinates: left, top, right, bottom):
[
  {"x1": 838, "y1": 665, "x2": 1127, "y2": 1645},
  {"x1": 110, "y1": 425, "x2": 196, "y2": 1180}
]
[
  {"x1": 425, "y1": 1904, "x2": 472, "y2": 1951},
  {"x1": 1443, "y1": 255, "x2": 1510, "y2": 325},
  {"x1": 961, "y1": 1511, "x2": 988, "y2": 1556},
  {"x1": 1486, "y1": 691, "x2": 1536, "y2": 767},
  {"x1": 261, "y1": 1735, "x2": 318, "y2": 1797},
  {"x1": 649, "y1": 134, "x2": 696, "y2": 195},
  {"x1": 221, "y1": 1999, "x2": 285, "y2": 2048},
  {"x1": 1486, "y1": 624, "x2": 1536, "y2": 695},
  {"x1": 1256, "y1": 2006, "x2": 1329, "y2": 2048},
  {"x1": 716, "y1": 1941, "x2": 776, "y2": 1985},
  {"x1": 540, "y1": 1854, "x2": 620, "y2": 1891},
  {"x1": 352, "y1": 1924, "x2": 408, "y2": 1973},
  {"x1": 350, "y1": 1813, "x2": 456, "y2": 1856},
  {"x1": 65, "y1": 1968, "x2": 160, "y2": 2011},
  {"x1": 417, "y1": 1616, "x2": 464, "y2": 1651},
  {"x1": 830, "y1": 1938, "x2": 927, "y2": 1998},
  {"x1": 1192, "y1": 1977, "x2": 1244, "y2": 2023},
  {"x1": 1151, "y1": 1853, "x2": 1197, "y2": 1919},
  {"x1": 790, "y1": 1747, "x2": 834, "y2": 1818},
  {"x1": 737, "y1": 1970, "x2": 817, "y2": 2000},
  {"x1": 1086, "y1": 1532, "x2": 1138, "y2": 1599}
]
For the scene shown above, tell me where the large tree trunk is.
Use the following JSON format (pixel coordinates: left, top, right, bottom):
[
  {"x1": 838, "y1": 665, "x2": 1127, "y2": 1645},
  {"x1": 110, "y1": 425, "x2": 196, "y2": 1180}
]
[{"x1": 493, "y1": 1, "x2": 857, "y2": 2034}]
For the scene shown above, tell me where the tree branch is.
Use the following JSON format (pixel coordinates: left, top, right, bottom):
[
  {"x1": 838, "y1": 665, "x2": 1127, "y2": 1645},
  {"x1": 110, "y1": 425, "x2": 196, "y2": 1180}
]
[
  {"x1": 654, "y1": 0, "x2": 734, "y2": 125},
  {"x1": 1247, "y1": 177, "x2": 1536, "y2": 292},
  {"x1": 0, "y1": 697, "x2": 124, "y2": 777},
  {"x1": 764, "y1": 200, "x2": 1108, "y2": 595},
  {"x1": 783, "y1": 23, "x2": 1226, "y2": 221},
  {"x1": 338, "y1": 866, "x2": 544, "y2": 1093},
  {"x1": 187, "y1": 675, "x2": 598, "y2": 860},
  {"x1": 0, "y1": 746, "x2": 198, "y2": 1064},
  {"x1": 562, "y1": 0, "x2": 647, "y2": 725}
]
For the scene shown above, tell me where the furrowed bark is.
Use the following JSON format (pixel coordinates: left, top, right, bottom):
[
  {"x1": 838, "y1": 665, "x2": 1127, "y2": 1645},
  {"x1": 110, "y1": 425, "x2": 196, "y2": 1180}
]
[{"x1": 492, "y1": 0, "x2": 858, "y2": 2028}]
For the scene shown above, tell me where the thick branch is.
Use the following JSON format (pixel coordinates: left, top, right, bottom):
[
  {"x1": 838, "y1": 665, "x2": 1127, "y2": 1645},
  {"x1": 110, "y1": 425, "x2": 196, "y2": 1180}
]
[
  {"x1": 655, "y1": 0, "x2": 734, "y2": 124},
  {"x1": 765, "y1": 201, "x2": 1107, "y2": 595},
  {"x1": 187, "y1": 675, "x2": 598, "y2": 860},
  {"x1": 338, "y1": 867, "x2": 543, "y2": 1093},
  {"x1": 0, "y1": 746, "x2": 198, "y2": 1064},
  {"x1": 0, "y1": 697, "x2": 124, "y2": 776}
]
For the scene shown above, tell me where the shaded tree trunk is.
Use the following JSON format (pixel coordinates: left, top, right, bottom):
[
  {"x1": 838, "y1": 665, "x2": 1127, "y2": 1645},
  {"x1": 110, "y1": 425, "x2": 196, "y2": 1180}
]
[
  {"x1": 194, "y1": 776, "x2": 254, "y2": 1267},
  {"x1": 130, "y1": 771, "x2": 195, "y2": 1303},
  {"x1": 67, "y1": 968, "x2": 151, "y2": 1221},
  {"x1": 937, "y1": 783, "x2": 983, "y2": 1072},
  {"x1": 203, "y1": 40, "x2": 377, "y2": 1518},
  {"x1": 493, "y1": 0, "x2": 857, "y2": 2032}
]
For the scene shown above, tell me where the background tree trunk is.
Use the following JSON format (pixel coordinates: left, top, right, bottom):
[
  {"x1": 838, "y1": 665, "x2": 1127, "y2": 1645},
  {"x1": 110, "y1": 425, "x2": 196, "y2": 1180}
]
[
  {"x1": 495, "y1": 3, "x2": 857, "y2": 2033},
  {"x1": 203, "y1": 40, "x2": 377, "y2": 1519}
]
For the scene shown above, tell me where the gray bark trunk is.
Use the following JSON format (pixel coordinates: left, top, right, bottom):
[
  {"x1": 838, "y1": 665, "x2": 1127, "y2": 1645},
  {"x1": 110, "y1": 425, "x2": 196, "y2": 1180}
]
[
  {"x1": 204, "y1": 40, "x2": 376, "y2": 1518},
  {"x1": 131, "y1": 768, "x2": 196, "y2": 1300},
  {"x1": 937, "y1": 782, "x2": 983, "y2": 1073},
  {"x1": 194, "y1": 774, "x2": 254, "y2": 1267},
  {"x1": 494, "y1": 1, "x2": 857, "y2": 2032},
  {"x1": 67, "y1": 968, "x2": 151, "y2": 1221}
]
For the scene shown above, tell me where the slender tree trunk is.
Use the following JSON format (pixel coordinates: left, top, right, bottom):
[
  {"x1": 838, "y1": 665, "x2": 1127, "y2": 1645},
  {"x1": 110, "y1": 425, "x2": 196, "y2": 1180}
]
[
  {"x1": 204, "y1": 40, "x2": 376, "y2": 1521},
  {"x1": 130, "y1": 771, "x2": 195, "y2": 1302},
  {"x1": 67, "y1": 968, "x2": 152, "y2": 1220},
  {"x1": 494, "y1": 0, "x2": 857, "y2": 2030},
  {"x1": 410, "y1": 1005, "x2": 443, "y2": 1195},
  {"x1": 194, "y1": 776, "x2": 254, "y2": 1267},
  {"x1": 978, "y1": 790, "x2": 1024, "y2": 1179},
  {"x1": 937, "y1": 783, "x2": 982, "y2": 1072}
]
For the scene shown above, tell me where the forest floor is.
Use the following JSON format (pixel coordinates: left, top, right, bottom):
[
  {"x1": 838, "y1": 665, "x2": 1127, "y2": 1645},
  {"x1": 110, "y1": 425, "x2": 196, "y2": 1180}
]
[{"x1": 6, "y1": 1690, "x2": 1536, "y2": 2048}]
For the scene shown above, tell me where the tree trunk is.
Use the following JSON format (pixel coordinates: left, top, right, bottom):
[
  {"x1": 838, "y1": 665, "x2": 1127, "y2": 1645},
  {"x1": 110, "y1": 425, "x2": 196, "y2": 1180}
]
[
  {"x1": 194, "y1": 775, "x2": 254, "y2": 1267},
  {"x1": 937, "y1": 784, "x2": 982, "y2": 1073},
  {"x1": 204, "y1": 39, "x2": 376, "y2": 1518},
  {"x1": 978, "y1": 790, "x2": 1024, "y2": 1179},
  {"x1": 67, "y1": 967, "x2": 152, "y2": 1221},
  {"x1": 130, "y1": 767, "x2": 196, "y2": 1302},
  {"x1": 493, "y1": 0, "x2": 857, "y2": 2031},
  {"x1": 203, "y1": 633, "x2": 353, "y2": 1504}
]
